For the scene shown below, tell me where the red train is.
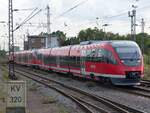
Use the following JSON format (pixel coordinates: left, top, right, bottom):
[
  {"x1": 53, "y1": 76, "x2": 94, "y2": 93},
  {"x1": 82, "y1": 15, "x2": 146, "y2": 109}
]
[{"x1": 14, "y1": 40, "x2": 144, "y2": 85}]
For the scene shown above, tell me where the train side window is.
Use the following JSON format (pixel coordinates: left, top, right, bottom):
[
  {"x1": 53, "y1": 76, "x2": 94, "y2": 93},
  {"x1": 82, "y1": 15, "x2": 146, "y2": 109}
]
[
  {"x1": 101, "y1": 49, "x2": 117, "y2": 64},
  {"x1": 68, "y1": 56, "x2": 80, "y2": 68},
  {"x1": 38, "y1": 53, "x2": 43, "y2": 61},
  {"x1": 91, "y1": 49, "x2": 117, "y2": 64},
  {"x1": 29, "y1": 54, "x2": 32, "y2": 62},
  {"x1": 50, "y1": 56, "x2": 56, "y2": 65},
  {"x1": 44, "y1": 55, "x2": 50, "y2": 64},
  {"x1": 86, "y1": 49, "x2": 96, "y2": 61},
  {"x1": 76, "y1": 57, "x2": 80, "y2": 67},
  {"x1": 70, "y1": 56, "x2": 76, "y2": 66}
]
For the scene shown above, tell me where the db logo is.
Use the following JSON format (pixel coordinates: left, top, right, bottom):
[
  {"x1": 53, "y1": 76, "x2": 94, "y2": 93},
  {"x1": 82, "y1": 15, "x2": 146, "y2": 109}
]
[{"x1": 91, "y1": 65, "x2": 95, "y2": 68}]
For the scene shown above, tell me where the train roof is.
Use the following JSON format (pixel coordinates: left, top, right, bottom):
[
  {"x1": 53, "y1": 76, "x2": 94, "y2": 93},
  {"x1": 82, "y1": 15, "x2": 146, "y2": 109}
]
[
  {"x1": 14, "y1": 40, "x2": 138, "y2": 54},
  {"x1": 80, "y1": 40, "x2": 138, "y2": 47},
  {"x1": 109, "y1": 40, "x2": 138, "y2": 47}
]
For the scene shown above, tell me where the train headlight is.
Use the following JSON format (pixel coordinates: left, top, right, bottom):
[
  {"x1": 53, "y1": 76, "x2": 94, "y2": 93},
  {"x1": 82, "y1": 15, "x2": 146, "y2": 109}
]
[
  {"x1": 121, "y1": 60, "x2": 124, "y2": 63},
  {"x1": 137, "y1": 60, "x2": 141, "y2": 63}
]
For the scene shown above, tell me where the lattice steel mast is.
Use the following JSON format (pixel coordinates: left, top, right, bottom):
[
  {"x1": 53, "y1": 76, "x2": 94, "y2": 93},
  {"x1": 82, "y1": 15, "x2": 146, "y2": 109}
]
[
  {"x1": 8, "y1": 0, "x2": 16, "y2": 79},
  {"x1": 46, "y1": 5, "x2": 51, "y2": 48}
]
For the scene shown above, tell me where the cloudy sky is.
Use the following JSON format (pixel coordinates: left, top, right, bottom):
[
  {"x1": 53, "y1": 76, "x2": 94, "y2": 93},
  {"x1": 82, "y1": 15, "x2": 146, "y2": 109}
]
[{"x1": 0, "y1": 0, "x2": 150, "y2": 50}]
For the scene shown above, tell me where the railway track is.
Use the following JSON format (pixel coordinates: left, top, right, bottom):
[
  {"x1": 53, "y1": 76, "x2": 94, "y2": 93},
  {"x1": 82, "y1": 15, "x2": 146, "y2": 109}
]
[
  {"x1": 14, "y1": 67, "x2": 145, "y2": 113},
  {"x1": 17, "y1": 65, "x2": 150, "y2": 99},
  {"x1": 140, "y1": 80, "x2": 150, "y2": 87},
  {"x1": 112, "y1": 86, "x2": 150, "y2": 99},
  {"x1": 128, "y1": 80, "x2": 150, "y2": 97},
  {"x1": 3, "y1": 64, "x2": 150, "y2": 100}
]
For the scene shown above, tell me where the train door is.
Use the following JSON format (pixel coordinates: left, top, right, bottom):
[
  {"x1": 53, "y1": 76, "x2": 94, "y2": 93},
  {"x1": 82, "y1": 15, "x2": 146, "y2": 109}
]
[
  {"x1": 41, "y1": 52, "x2": 44, "y2": 68},
  {"x1": 80, "y1": 50, "x2": 86, "y2": 75},
  {"x1": 90, "y1": 49, "x2": 97, "y2": 74},
  {"x1": 85, "y1": 49, "x2": 97, "y2": 78},
  {"x1": 56, "y1": 56, "x2": 60, "y2": 68}
]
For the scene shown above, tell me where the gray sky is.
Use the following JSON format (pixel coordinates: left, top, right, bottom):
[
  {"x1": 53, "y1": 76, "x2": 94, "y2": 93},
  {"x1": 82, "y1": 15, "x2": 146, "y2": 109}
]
[{"x1": 0, "y1": 0, "x2": 150, "y2": 50}]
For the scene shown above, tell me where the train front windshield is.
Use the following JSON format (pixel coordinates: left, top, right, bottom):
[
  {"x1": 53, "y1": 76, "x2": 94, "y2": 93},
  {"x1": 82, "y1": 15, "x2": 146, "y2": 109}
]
[{"x1": 115, "y1": 46, "x2": 142, "y2": 66}]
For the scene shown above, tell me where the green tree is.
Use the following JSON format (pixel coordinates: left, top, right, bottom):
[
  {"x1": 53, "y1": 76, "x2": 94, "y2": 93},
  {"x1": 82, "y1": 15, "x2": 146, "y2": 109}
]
[{"x1": 0, "y1": 50, "x2": 6, "y2": 57}]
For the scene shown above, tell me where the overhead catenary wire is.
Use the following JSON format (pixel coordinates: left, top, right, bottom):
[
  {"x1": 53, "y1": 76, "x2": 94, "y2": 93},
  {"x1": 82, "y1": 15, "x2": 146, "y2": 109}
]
[
  {"x1": 14, "y1": 8, "x2": 38, "y2": 28},
  {"x1": 56, "y1": 0, "x2": 88, "y2": 18},
  {"x1": 13, "y1": 9, "x2": 42, "y2": 32},
  {"x1": 103, "y1": 4, "x2": 150, "y2": 20},
  {"x1": 13, "y1": 8, "x2": 37, "y2": 11}
]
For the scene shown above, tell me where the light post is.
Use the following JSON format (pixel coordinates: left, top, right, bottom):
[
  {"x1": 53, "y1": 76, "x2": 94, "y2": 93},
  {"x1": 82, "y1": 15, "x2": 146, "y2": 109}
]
[
  {"x1": 96, "y1": 17, "x2": 99, "y2": 28},
  {"x1": 128, "y1": 0, "x2": 139, "y2": 41},
  {"x1": 102, "y1": 24, "x2": 110, "y2": 40}
]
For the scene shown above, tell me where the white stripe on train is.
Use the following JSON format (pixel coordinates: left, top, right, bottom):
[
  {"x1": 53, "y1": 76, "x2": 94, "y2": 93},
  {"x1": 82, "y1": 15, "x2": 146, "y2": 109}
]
[{"x1": 18, "y1": 63, "x2": 126, "y2": 79}]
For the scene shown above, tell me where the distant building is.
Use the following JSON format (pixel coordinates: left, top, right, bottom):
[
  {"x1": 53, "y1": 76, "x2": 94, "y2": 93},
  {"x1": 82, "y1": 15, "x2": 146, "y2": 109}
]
[
  {"x1": 24, "y1": 35, "x2": 60, "y2": 50},
  {"x1": 24, "y1": 41, "x2": 29, "y2": 50},
  {"x1": 47, "y1": 35, "x2": 60, "y2": 48},
  {"x1": 28, "y1": 35, "x2": 46, "y2": 49}
]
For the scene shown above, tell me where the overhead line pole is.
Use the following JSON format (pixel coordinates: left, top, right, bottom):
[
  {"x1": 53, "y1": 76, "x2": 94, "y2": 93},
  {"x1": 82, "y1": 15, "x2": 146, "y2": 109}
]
[
  {"x1": 46, "y1": 5, "x2": 51, "y2": 48},
  {"x1": 141, "y1": 18, "x2": 145, "y2": 54},
  {"x1": 8, "y1": 1, "x2": 41, "y2": 79},
  {"x1": 141, "y1": 18, "x2": 145, "y2": 33},
  {"x1": 128, "y1": 5, "x2": 137, "y2": 41},
  {"x1": 8, "y1": 0, "x2": 16, "y2": 79},
  {"x1": 133, "y1": 9, "x2": 136, "y2": 41}
]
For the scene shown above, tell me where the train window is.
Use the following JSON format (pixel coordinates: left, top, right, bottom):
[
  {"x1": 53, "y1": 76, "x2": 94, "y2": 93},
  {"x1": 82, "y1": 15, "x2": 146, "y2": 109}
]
[
  {"x1": 97, "y1": 49, "x2": 117, "y2": 64},
  {"x1": 86, "y1": 49, "x2": 97, "y2": 61},
  {"x1": 76, "y1": 57, "x2": 80, "y2": 67},
  {"x1": 69, "y1": 56, "x2": 76, "y2": 66},
  {"x1": 48, "y1": 56, "x2": 56, "y2": 65},
  {"x1": 60, "y1": 56, "x2": 64, "y2": 66},
  {"x1": 68, "y1": 56, "x2": 80, "y2": 68},
  {"x1": 86, "y1": 49, "x2": 117, "y2": 64},
  {"x1": 43, "y1": 55, "x2": 51, "y2": 64},
  {"x1": 59, "y1": 56, "x2": 69, "y2": 66},
  {"x1": 86, "y1": 50, "x2": 92, "y2": 56},
  {"x1": 37, "y1": 53, "x2": 42, "y2": 60},
  {"x1": 29, "y1": 53, "x2": 32, "y2": 62}
]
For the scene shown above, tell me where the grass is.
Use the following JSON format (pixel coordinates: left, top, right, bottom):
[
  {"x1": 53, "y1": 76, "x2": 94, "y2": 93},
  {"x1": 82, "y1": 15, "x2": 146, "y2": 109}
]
[
  {"x1": 143, "y1": 64, "x2": 150, "y2": 80},
  {"x1": 0, "y1": 61, "x2": 7, "y2": 113},
  {"x1": 0, "y1": 84, "x2": 5, "y2": 99},
  {"x1": 0, "y1": 110, "x2": 5, "y2": 113},
  {"x1": 57, "y1": 104, "x2": 69, "y2": 113},
  {"x1": 0, "y1": 57, "x2": 7, "y2": 65},
  {"x1": 1, "y1": 65, "x2": 9, "y2": 80},
  {"x1": 143, "y1": 55, "x2": 150, "y2": 80},
  {"x1": 0, "y1": 64, "x2": 8, "y2": 99}
]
